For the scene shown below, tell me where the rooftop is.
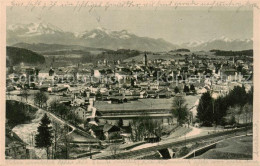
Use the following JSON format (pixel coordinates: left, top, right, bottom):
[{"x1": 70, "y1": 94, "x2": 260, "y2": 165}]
[{"x1": 95, "y1": 95, "x2": 199, "y2": 111}]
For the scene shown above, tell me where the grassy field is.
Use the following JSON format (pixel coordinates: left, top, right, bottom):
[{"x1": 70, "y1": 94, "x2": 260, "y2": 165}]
[{"x1": 194, "y1": 135, "x2": 252, "y2": 159}]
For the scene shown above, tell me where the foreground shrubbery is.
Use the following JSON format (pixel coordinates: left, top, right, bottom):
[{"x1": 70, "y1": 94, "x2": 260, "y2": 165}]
[
  {"x1": 6, "y1": 100, "x2": 37, "y2": 128},
  {"x1": 196, "y1": 86, "x2": 253, "y2": 126}
]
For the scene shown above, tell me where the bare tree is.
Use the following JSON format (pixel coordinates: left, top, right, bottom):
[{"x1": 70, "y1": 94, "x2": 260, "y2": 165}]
[
  {"x1": 55, "y1": 125, "x2": 72, "y2": 159},
  {"x1": 172, "y1": 95, "x2": 188, "y2": 126},
  {"x1": 34, "y1": 91, "x2": 48, "y2": 108},
  {"x1": 109, "y1": 143, "x2": 120, "y2": 159},
  {"x1": 243, "y1": 104, "x2": 253, "y2": 135},
  {"x1": 130, "y1": 117, "x2": 162, "y2": 142},
  {"x1": 21, "y1": 88, "x2": 30, "y2": 103},
  {"x1": 49, "y1": 99, "x2": 59, "y2": 113},
  {"x1": 51, "y1": 123, "x2": 59, "y2": 159}
]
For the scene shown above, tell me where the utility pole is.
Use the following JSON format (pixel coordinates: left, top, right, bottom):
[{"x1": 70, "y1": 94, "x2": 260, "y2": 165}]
[
  {"x1": 185, "y1": 132, "x2": 187, "y2": 147},
  {"x1": 31, "y1": 132, "x2": 35, "y2": 146},
  {"x1": 54, "y1": 123, "x2": 58, "y2": 159},
  {"x1": 213, "y1": 99, "x2": 216, "y2": 132},
  {"x1": 211, "y1": 91, "x2": 217, "y2": 133},
  {"x1": 90, "y1": 146, "x2": 92, "y2": 159}
]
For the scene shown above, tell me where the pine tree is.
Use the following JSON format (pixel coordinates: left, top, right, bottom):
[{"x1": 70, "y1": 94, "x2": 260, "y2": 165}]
[
  {"x1": 174, "y1": 86, "x2": 180, "y2": 94},
  {"x1": 247, "y1": 86, "x2": 253, "y2": 105},
  {"x1": 196, "y1": 91, "x2": 213, "y2": 126},
  {"x1": 35, "y1": 113, "x2": 53, "y2": 159},
  {"x1": 227, "y1": 85, "x2": 247, "y2": 107},
  {"x1": 190, "y1": 84, "x2": 195, "y2": 92}
]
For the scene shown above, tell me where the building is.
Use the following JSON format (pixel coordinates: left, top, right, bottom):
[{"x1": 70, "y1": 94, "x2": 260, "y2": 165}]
[
  {"x1": 49, "y1": 67, "x2": 55, "y2": 76},
  {"x1": 92, "y1": 98, "x2": 175, "y2": 125},
  {"x1": 5, "y1": 129, "x2": 28, "y2": 159},
  {"x1": 73, "y1": 98, "x2": 96, "y2": 121},
  {"x1": 103, "y1": 124, "x2": 121, "y2": 140},
  {"x1": 73, "y1": 106, "x2": 90, "y2": 121}
]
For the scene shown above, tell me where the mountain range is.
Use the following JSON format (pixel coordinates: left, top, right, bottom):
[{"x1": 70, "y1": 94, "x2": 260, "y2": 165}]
[{"x1": 7, "y1": 22, "x2": 253, "y2": 52}]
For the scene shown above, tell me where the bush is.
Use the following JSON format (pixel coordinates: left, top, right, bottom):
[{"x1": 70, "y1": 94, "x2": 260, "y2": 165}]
[{"x1": 6, "y1": 100, "x2": 37, "y2": 128}]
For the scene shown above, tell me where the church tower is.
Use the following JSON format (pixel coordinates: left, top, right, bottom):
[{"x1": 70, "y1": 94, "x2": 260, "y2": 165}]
[{"x1": 143, "y1": 52, "x2": 148, "y2": 66}]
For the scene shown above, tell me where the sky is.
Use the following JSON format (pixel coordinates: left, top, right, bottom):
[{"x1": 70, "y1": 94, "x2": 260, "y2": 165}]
[{"x1": 7, "y1": 6, "x2": 253, "y2": 44}]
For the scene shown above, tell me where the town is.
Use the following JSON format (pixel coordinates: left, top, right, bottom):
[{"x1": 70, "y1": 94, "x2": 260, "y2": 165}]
[{"x1": 6, "y1": 47, "x2": 253, "y2": 159}]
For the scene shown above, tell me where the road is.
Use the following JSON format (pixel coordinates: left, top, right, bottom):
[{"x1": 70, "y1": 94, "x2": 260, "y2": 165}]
[
  {"x1": 6, "y1": 94, "x2": 97, "y2": 142},
  {"x1": 7, "y1": 95, "x2": 76, "y2": 131}
]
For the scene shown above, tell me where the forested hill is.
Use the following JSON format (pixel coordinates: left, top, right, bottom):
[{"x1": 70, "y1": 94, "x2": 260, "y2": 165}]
[
  {"x1": 210, "y1": 49, "x2": 253, "y2": 56},
  {"x1": 6, "y1": 46, "x2": 45, "y2": 66}
]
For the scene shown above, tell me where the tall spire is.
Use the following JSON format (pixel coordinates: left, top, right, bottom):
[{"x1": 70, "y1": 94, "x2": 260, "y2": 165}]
[{"x1": 144, "y1": 52, "x2": 148, "y2": 66}]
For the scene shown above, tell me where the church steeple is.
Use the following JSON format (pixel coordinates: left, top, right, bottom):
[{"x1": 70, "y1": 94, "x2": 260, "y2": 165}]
[
  {"x1": 49, "y1": 67, "x2": 54, "y2": 76},
  {"x1": 144, "y1": 52, "x2": 148, "y2": 66}
]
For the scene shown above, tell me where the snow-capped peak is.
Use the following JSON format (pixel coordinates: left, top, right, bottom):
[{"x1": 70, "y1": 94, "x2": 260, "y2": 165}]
[
  {"x1": 78, "y1": 27, "x2": 132, "y2": 40},
  {"x1": 245, "y1": 38, "x2": 253, "y2": 43},
  {"x1": 95, "y1": 27, "x2": 111, "y2": 35},
  {"x1": 8, "y1": 22, "x2": 64, "y2": 36},
  {"x1": 209, "y1": 36, "x2": 253, "y2": 43},
  {"x1": 8, "y1": 23, "x2": 25, "y2": 31},
  {"x1": 218, "y1": 36, "x2": 232, "y2": 42},
  {"x1": 73, "y1": 32, "x2": 82, "y2": 38},
  {"x1": 181, "y1": 40, "x2": 205, "y2": 47},
  {"x1": 120, "y1": 30, "x2": 128, "y2": 35},
  {"x1": 178, "y1": 36, "x2": 253, "y2": 51},
  {"x1": 96, "y1": 26, "x2": 106, "y2": 31}
]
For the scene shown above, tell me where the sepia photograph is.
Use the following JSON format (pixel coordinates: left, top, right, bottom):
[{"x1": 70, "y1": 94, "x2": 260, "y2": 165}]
[{"x1": 4, "y1": 4, "x2": 255, "y2": 161}]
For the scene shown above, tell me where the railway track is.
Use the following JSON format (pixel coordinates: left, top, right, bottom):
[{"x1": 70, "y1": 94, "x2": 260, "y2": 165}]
[{"x1": 94, "y1": 127, "x2": 251, "y2": 159}]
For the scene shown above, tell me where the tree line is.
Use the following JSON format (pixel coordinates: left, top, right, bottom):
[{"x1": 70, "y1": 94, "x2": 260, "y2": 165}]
[
  {"x1": 210, "y1": 49, "x2": 253, "y2": 57},
  {"x1": 49, "y1": 99, "x2": 83, "y2": 126},
  {"x1": 33, "y1": 91, "x2": 83, "y2": 127},
  {"x1": 6, "y1": 46, "x2": 45, "y2": 67},
  {"x1": 6, "y1": 100, "x2": 37, "y2": 128},
  {"x1": 130, "y1": 116, "x2": 163, "y2": 142},
  {"x1": 196, "y1": 85, "x2": 253, "y2": 126}
]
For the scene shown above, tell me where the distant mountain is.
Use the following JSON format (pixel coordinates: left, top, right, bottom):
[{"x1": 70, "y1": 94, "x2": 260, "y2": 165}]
[
  {"x1": 7, "y1": 23, "x2": 177, "y2": 52},
  {"x1": 8, "y1": 22, "x2": 64, "y2": 36},
  {"x1": 6, "y1": 46, "x2": 45, "y2": 66},
  {"x1": 180, "y1": 37, "x2": 253, "y2": 51},
  {"x1": 7, "y1": 22, "x2": 253, "y2": 52},
  {"x1": 77, "y1": 27, "x2": 178, "y2": 52},
  {"x1": 7, "y1": 23, "x2": 78, "y2": 46}
]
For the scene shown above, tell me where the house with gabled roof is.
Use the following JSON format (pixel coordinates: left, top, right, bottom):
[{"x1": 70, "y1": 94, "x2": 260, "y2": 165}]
[
  {"x1": 5, "y1": 129, "x2": 28, "y2": 159},
  {"x1": 103, "y1": 124, "x2": 121, "y2": 140}
]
